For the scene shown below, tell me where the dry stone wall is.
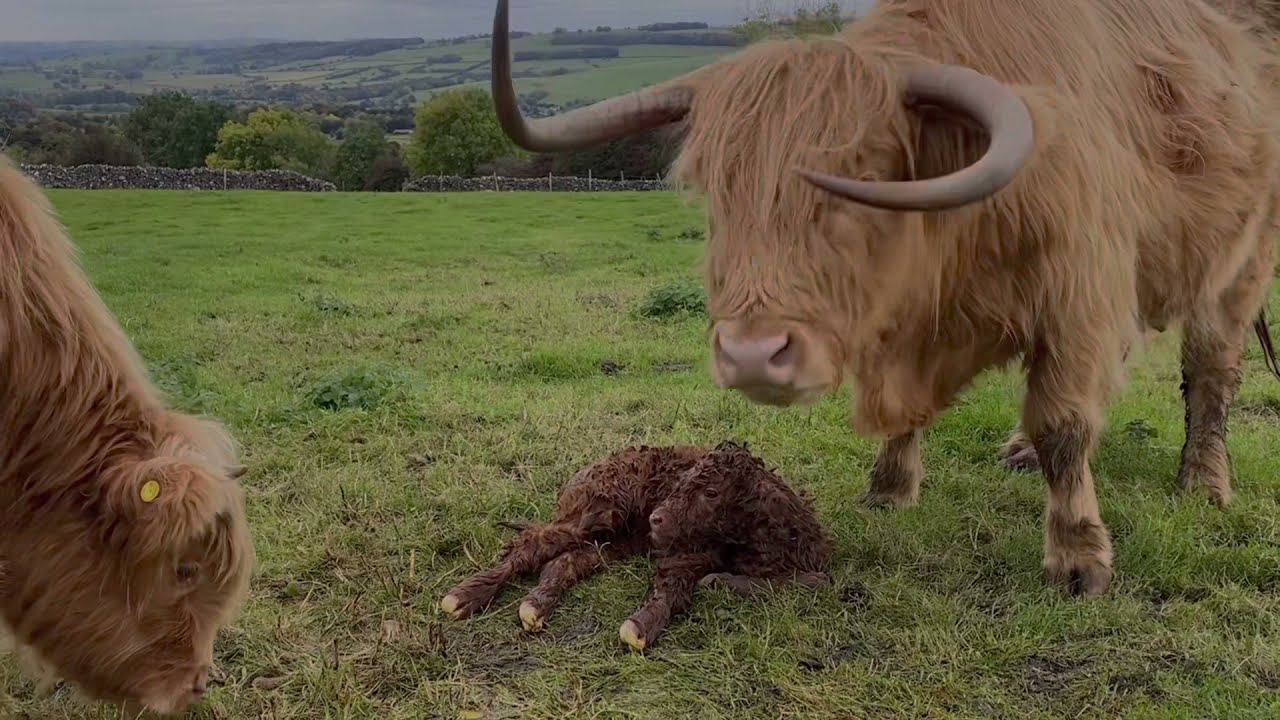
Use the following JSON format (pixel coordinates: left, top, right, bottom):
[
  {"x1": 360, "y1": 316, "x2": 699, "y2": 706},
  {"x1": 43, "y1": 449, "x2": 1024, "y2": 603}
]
[{"x1": 17, "y1": 164, "x2": 672, "y2": 193}]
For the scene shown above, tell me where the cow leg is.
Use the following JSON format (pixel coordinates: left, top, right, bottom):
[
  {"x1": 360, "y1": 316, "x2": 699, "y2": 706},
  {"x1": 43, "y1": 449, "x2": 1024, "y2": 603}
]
[
  {"x1": 999, "y1": 422, "x2": 1040, "y2": 473},
  {"x1": 517, "y1": 536, "x2": 644, "y2": 632},
  {"x1": 618, "y1": 553, "x2": 718, "y2": 652},
  {"x1": 864, "y1": 430, "x2": 924, "y2": 508},
  {"x1": 439, "y1": 521, "x2": 590, "y2": 620},
  {"x1": 1177, "y1": 249, "x2": 1271, "y2": 509},
  {"x1": 1022, "y1": 337, "x2": 1119, "y2": 598}
]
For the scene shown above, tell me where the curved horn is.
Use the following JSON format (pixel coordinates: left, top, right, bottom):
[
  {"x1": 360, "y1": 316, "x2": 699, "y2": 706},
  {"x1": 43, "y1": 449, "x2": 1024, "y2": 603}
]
[
  {"x1": 491, "y1": 0, "x2": 699, "y2": 152},
  {"x1": 797, "y1": 63, "x2": 1034, "y2": 211}
]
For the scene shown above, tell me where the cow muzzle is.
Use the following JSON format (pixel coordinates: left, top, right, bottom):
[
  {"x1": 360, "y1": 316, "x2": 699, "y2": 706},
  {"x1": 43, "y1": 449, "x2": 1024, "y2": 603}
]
[{"x1": 711, "y1": 320, "x2": 832, "y2": 406}]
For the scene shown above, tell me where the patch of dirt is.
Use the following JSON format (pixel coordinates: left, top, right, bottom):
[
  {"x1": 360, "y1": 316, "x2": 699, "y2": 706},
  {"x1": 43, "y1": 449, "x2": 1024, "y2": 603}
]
[
  {"x1": 549, "y1": 613, "x2": 603, "y2": 644},
  {"x1": 838, "y1": 581, "x2": 871, "y2": 611},
  {"x1": 653, "y1": 361, "x2": 693, "y2": 373},
  {"x1": 1023, "y1": 654, "x2": 1092, "y2": 696},
  {"x1": 799, "y1": 642, "x2": 870, "y2": 672},
  {"x1": 465, "y1": 644, "x2": 540, "y2": 677},
  {"x1": 1107, "y1": 672, "x2": 1163, "y2": 699},
  {"x1": 599, "y1": 359, "x2": 624, "y2": 376}
]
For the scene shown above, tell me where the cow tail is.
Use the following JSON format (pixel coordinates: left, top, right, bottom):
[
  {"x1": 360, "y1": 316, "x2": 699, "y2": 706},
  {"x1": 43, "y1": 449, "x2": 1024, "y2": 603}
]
[{"x1": 1256, "y1": 308, "x2": 1280, "y2": 382}]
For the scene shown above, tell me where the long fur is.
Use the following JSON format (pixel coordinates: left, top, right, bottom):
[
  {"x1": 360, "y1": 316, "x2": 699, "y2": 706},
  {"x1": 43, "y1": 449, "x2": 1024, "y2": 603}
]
[
  {"x1": 669, "y1": 0, "x2": 1280, "y2": 436},
  {"x1": 0, "y1": 154, "x2": 254, "y2": 715}
]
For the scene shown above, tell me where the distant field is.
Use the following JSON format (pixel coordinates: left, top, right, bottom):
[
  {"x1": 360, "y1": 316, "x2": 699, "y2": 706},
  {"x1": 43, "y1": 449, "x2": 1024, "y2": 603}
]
[
  {"x1": 0, "y1": 29, "x2": 740, "y2": 109},
  {"x1": 0, "y1": 190, "x2": 1277, "y2": 719}
]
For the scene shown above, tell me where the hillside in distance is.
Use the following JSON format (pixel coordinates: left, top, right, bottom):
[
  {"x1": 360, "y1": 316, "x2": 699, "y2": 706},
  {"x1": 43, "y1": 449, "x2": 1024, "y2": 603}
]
[{"x1": 0, "y1": 23, "x2": 743, "y2": 115}]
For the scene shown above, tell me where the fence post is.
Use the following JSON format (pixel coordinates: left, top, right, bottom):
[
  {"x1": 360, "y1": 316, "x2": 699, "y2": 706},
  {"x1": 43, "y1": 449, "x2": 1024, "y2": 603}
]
[
  {"x1": 494, "y1": 171, "x2": 499, "y2": 192},
  {"x1": 548, "y1": 171, "x2": 552, "y2": 191},
  {"x1": 223, "y1": 168, "x2": 227, "y2": 191},
  {"x1": 588, "y1": 168, "x2": 593, "y2": 191}
]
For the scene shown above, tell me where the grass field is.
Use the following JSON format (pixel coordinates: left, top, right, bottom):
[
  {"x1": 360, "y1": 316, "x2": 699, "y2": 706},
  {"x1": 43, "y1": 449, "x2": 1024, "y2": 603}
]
[{"x1": 1, "y1": 189, "x2": 1278, "y2": 719}]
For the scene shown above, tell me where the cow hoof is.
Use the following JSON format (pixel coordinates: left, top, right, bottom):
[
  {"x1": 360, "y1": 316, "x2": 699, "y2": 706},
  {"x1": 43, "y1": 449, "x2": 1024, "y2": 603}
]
[
  {"x1": 1178, "y1": 467, "x2": 1232, "y2": 510},
  {"x1": 618, "y1": 620, "x2": 646, "y2": 652},
  {"x1": 861, "y1": 488, "x2": 917, "y2": 509},
  {"x1": 518, "y1": 602, "x2": 545, "y2": 632},
  {"x1": 1044, "y1": 550, "x2": 1112, "y2": 598},
  {"x1": 1001, "y1": 445, "x2": 1040, "y2": 473}
]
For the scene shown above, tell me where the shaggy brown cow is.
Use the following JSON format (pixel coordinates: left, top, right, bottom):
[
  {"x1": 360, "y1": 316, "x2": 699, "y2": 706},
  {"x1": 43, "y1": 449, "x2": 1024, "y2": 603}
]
[
  {"x1": 439, "y1": 441, "x2": 833, "y2": 651},
  {"x1": 486, "y1": 0, "x2": 1280, "y2": 598},
  {"x1": 0, "y1": 155, "x2": 255, "y2": 715}
]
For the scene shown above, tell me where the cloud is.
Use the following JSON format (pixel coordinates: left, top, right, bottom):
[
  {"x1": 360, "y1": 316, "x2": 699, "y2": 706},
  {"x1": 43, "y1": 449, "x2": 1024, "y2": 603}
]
[{"x1": 0, "y1": 0, "x2": 770, "y2": 43}]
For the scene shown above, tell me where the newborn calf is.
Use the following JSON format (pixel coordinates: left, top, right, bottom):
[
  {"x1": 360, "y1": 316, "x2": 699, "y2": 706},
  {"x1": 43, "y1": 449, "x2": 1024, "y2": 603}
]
[{"x1": 440, "y1": 440, "x2": 833, "y2": 651}]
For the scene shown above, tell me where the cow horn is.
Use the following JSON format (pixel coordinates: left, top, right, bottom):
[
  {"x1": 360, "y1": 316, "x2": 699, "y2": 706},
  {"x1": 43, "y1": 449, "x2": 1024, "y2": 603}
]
[
  {"x1": 490, "y1": 0, "x2": 700, "y2": 152},
  {"x1": 798, "y1": 63, "x2": 1034, "y2": 211}
]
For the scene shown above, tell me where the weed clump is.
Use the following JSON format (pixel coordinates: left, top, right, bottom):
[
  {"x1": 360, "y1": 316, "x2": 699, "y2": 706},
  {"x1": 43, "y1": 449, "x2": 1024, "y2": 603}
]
[
  {"x1": 634, "y1": 280, "x2": 707, "y2": 321},
  {"x1": 309, "y1": 368, "x2": 397, "y2": 411}
]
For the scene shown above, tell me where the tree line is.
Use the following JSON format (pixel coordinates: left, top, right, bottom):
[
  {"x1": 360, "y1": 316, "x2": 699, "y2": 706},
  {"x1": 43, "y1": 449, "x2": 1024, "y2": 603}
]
[{"x1": 0, "y1": 3, "x2": 847, "y2": 191}]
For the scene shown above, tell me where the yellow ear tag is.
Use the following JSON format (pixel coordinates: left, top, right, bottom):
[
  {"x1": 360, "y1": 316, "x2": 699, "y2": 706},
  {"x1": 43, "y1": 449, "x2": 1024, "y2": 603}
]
[{"x1": 140, "y1": 480, "x2": 161, "y2": 503}]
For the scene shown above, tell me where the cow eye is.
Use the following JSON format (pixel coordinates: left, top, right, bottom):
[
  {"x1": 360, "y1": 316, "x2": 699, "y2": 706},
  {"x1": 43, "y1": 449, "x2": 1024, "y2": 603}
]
[
  {"x1": 177, "y1": 562, "x2": 200, "y2": 582},
  {"x1": 703, "y1": 487, "x2": 720, "y2": 499}
]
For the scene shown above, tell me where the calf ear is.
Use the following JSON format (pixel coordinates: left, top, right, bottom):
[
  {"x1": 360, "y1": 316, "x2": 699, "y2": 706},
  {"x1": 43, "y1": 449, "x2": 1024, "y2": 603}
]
[{"x1": 106, "y1": 458, "x2": 228, "y2": 560}]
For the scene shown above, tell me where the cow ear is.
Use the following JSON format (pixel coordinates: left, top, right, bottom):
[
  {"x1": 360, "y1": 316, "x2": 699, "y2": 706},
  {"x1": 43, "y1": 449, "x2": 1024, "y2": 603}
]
[{"x1": 110, "y1": 459, "x2": 223, "y2": 560}]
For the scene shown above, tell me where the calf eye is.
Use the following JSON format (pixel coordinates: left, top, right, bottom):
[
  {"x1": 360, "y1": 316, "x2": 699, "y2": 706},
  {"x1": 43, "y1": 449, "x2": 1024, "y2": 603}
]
[
  {"x1": 703, "y1": 487, "x2": 720, "y2": 499},
  {"x1": 177, "y1": 563, "x2": 200, "y2": 582}
]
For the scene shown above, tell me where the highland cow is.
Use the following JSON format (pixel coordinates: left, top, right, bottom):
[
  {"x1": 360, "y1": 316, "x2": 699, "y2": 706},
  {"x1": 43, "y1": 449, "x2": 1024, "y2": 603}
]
[
  {"x1": 486, "y1": 0, "x2": 1280, "y2": 598},
  {"x1": 440, "y1": 441, "x2": 833, "y2": 651},
  {"x1": 0, "y1": 154, "x2": 255, "y2": 716}
]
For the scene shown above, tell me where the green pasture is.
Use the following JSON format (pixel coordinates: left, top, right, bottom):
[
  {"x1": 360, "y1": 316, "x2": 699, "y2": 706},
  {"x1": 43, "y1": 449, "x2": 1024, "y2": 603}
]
[{"x1": 0, "y1": 189, "x2": 1277, "y2": 719}]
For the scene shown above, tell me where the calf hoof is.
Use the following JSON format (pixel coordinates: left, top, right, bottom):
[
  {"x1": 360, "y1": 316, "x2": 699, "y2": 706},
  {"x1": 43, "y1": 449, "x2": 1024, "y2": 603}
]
[
  {"x1": 439, "y1": 594, "x2": 466, "y2": 619},
  {"x1": 618, "y1": 620, "x2": 646, "y2": 652},
  {"x1": 439, "y1": 588, "x2": 493, "y2": 620},
  {"x1": 518, "y1": 601, "x2": 545, "y2": 632}
]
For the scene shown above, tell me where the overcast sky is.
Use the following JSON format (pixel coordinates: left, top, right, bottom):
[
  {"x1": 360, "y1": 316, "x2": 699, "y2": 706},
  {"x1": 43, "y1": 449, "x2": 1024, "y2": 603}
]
[{"x1": 0, "y1": 0, "x2": 866, "y2": 44}]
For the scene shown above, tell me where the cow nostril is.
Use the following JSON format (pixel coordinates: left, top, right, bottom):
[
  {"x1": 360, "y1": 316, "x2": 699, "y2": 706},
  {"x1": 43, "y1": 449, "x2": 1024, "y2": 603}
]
[
  {"x1": 650, "y1": 513, "x2": 665, "y2": 527},
  {"x1": 768, "y1": 333, "x2": 796, "y2": 367}
]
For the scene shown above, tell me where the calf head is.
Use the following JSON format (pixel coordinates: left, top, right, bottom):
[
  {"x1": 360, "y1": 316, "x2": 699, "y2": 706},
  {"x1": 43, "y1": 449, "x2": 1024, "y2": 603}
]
[
  {"x1": 487, "y1": 0, "x2": 1035, "y2": 409},
  {"x1": 647, "y1": 440, "x2": 765, "y2": 551},
  {"x1": 2, "y1": 422, "x2": 254, "y2": 716}
]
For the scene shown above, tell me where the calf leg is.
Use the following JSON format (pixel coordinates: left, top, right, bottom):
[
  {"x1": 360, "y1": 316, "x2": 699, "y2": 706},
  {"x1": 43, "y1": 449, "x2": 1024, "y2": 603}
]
[
  {"x1": 1023, "y1": 334, "x2": 1123, "y2": 598},
  {"x1": 618, "y1": 553, "x2": 718, "y2": 652},
  {"x1": 518, "y1": 536, "x2": 645, "y2": 632},
  {"x1": 1177, "y1": 251, "x2": 1271, "y2": 509},
  {"x1": 440, "y1": 521, "x2": 590, "y2": 620},
  {"x1": 864, "y1": 430, "x2": 924, "y2": 508}
]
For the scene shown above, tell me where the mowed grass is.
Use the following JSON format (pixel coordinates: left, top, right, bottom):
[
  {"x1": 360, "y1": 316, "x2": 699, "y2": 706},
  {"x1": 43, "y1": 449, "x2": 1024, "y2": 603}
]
[{"x1": 1, "y1": 189, "x2": 1279, "y2": 719}]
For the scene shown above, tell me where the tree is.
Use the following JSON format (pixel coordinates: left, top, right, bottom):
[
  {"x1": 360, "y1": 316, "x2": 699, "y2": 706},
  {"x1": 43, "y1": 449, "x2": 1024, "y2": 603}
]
[
  {"x1": 331, "y1": 119, "x2": 400, "y2": 191},
  {"x1": 206, "y1": 108, "x2": 334, "y2": 179},
  {"x1": 407, "y1": 87, "x2": 517, "y2": 177},
  {"x1": 124, "y1": 92, "x2": 232, "y2": 168},
  {"x1": 63, "y1": 125, "x2": 143, "y2": 166}
]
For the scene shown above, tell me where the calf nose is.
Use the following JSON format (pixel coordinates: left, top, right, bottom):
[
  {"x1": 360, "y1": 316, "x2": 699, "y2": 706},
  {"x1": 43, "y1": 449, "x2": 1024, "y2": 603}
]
[
  {"x1": 715, "y1": 328, "x2": 798, "y2": 388},
  {"x1": 648, "y1": 510, "x2": 666, "y2": 528}
]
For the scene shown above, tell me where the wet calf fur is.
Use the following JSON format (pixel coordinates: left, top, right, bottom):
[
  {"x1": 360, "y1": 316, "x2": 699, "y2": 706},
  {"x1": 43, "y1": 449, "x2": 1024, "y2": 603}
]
[{"x1": 439, "y1": 441, "x2": 833, "y2": 650}]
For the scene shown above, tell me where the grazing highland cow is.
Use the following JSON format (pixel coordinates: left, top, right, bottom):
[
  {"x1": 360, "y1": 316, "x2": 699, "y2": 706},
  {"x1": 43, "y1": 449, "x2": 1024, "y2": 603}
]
[
  {"x1": 440, "y1": 441, "x2": 833, "y2": 651},
  {"x1": 488, "y1": 0, "x2": 1280, "y2": 597},
  {"x1": 0, "y1": 155, "x2": 255, "y2": 715}
]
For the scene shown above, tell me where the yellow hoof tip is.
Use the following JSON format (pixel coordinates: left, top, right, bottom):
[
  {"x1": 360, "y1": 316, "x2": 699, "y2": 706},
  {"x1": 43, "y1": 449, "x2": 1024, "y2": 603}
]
[
  {"x1": 440, "y1": 595, "x2": 461, "y2": 618},
  {"x1": 518, "y1": 602, "x2": 544, "y2": 632},
  {"x1": 619, "y1": 620, "x2": 646, "y2": 651}
]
